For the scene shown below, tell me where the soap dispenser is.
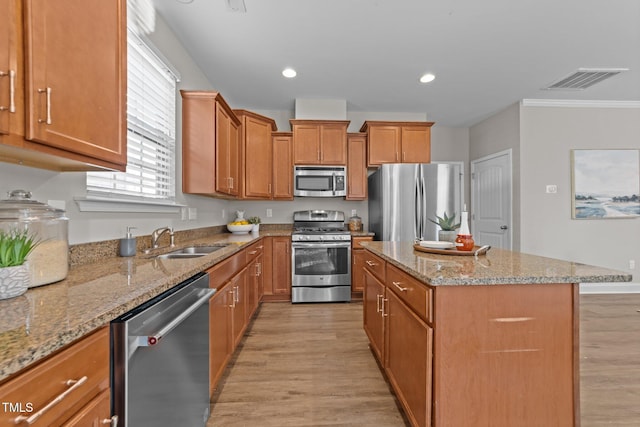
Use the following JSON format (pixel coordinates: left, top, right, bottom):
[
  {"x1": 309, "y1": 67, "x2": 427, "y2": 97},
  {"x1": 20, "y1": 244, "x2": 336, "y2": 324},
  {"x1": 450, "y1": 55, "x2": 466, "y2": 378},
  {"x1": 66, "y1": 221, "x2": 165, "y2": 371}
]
[{"x1": 119, "y1": 226, "x2": 137, "y2": 257}]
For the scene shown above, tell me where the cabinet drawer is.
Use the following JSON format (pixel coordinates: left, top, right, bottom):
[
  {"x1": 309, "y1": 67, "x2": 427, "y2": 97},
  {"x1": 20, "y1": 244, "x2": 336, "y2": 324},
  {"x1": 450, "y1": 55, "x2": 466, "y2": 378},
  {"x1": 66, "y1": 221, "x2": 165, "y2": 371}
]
[
  {"x1": 245, "y1": 240, "x2": 264, "y2": 263},
  {"x1": 208, "y1": 251, "x2": 244, "y2": 289},
  {"x1": 387, "y1": 264, "x2": 433, "y2": 324},
  {"x1": 352, "y1": 236, "x2": 373, "y2": 249},
  {"x1": 362, "y1": 250, "x2": 385, "y2": 282},
  {"x1": 0, "y1": 327, "x2": 109, "y2": 426}
]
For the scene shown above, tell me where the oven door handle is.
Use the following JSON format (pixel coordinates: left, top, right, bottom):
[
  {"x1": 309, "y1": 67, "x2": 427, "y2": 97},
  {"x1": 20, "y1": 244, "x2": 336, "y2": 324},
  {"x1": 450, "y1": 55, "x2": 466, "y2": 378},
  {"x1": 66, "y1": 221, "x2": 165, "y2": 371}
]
[
  {"x1": 134, "y1": 288, "x2": 216, "y2": 348},
  {"x1": 292, "y1": 242, "x2": 351, "y2": 249}
]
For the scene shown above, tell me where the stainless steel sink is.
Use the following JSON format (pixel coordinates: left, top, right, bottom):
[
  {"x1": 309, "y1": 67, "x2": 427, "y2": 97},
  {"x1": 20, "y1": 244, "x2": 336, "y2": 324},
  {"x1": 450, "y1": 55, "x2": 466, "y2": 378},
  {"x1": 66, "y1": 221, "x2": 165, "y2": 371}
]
[{"x1": 155, "y1": 245, "x2": 228, "y2": 259}]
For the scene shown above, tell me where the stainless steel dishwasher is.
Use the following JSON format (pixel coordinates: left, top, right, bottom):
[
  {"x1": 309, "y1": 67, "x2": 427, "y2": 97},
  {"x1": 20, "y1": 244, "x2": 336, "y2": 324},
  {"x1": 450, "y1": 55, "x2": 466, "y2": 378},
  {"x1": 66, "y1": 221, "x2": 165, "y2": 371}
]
[{"x1": 111, "y1": 272, "x2": 215, "y2": 427}]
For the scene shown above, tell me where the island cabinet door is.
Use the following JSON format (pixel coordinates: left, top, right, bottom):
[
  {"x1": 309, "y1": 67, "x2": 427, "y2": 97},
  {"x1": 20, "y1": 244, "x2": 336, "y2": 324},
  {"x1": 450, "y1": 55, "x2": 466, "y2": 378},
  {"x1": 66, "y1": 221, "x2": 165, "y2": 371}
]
[
  {"x1": 385, "y1": 290, "x2": 433, "y2": 427},
  {"x1": 363, "y1": 268, "x2": 385, "y2": 362},
  {"x1": 432, "y1": 284, "x2": 576, "y2": 427}
]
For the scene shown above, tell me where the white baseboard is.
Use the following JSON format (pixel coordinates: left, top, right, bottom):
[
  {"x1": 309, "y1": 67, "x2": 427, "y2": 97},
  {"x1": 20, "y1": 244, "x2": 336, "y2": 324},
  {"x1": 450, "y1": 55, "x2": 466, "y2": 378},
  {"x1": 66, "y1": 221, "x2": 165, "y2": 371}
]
[{"x1": 579, "y1": 282, "x2": 640, "y2": 294}]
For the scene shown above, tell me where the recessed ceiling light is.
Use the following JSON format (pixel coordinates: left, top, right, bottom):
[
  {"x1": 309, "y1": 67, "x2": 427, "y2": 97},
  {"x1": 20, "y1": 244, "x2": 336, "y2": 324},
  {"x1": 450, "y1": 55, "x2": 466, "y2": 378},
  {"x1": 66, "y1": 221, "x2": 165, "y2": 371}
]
[
  {"x1": 282, "y1": 68, "x2": 297, "y2": 78},
  {"x1": 419, "y1": 73, "x2": 436, "y2": 83}
]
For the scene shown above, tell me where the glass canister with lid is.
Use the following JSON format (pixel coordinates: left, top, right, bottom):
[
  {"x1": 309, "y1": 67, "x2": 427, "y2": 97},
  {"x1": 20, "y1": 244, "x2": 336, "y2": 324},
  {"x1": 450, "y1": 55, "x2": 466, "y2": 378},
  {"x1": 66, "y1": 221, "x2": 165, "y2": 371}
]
[
  {"x1": 348, "y1": 211, "x2": 363, "y2": 232},
  {"x1": 0, "y1": 190, "x2": 69, "y2": 287}
]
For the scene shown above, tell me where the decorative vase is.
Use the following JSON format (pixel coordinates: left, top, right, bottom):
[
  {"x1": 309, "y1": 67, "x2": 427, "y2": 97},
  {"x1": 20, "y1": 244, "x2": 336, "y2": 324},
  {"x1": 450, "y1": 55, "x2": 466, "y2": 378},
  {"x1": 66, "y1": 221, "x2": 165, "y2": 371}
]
[
  {"x1": 252, "y1": 223, "x2": 260, "y2": 233},
  {"x1": 0, "y1": 263, "x2": 31, "y2": 300},
  {"x1": 455, "y1": 211, "x2": 475, "y2": 251},
  {"x1": 438, "y1": 230, "x2": 457, "y2": 243}
]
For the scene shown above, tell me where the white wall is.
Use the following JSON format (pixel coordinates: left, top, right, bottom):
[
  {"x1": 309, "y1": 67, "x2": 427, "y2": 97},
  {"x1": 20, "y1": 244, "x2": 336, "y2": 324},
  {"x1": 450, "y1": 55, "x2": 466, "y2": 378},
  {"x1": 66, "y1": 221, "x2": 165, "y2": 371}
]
[
  {"x1": 519, "y1": 104, "x2": 640, "y2": 277},
  {"x1": 469, "y1": 103, "x2": 522, "y2": 250}
]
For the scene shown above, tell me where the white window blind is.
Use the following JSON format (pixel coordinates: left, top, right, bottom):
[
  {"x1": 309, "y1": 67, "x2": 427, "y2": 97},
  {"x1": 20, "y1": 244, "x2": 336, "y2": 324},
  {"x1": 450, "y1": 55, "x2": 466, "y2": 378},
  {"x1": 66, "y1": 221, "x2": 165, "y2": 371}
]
[{"x1": 87, "y1": 30, "x2": 177, "y2": 201}]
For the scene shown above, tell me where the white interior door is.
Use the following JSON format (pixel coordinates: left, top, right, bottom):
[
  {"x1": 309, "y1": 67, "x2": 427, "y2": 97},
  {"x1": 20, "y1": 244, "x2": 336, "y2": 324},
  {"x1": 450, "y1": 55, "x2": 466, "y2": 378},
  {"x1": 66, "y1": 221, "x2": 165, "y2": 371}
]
[{"x1": 471, "y1": 150, "x2": 512, "y2": 249}]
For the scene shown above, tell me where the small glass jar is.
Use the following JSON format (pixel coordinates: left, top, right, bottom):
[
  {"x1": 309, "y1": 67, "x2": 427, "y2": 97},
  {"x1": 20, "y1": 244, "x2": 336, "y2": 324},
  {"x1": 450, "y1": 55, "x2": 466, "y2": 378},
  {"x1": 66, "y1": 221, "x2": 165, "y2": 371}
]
[
  {"x1": 0, "y1": 190, "x2": 69, "y2": 287},
  {"x1": 348, "y1": 213, "x2": 363, "y2": 232},
  {"x1": 455, "y1": 234, "x2": 475, "y2": 251}
]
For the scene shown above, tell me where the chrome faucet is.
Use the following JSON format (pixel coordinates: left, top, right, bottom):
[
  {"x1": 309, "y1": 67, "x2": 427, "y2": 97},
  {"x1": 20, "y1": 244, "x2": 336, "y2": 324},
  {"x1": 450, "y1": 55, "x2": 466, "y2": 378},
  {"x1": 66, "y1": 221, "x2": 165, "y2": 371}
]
[{"x1": 147, "y1": 226, "x2": 175, "y2": 252}]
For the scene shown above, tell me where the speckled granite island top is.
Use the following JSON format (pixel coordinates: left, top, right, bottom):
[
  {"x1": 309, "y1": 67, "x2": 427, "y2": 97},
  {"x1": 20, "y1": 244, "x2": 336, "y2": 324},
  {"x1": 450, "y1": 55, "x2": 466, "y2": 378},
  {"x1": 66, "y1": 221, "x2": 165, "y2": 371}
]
[
  {"x1": 0, "y1": 231, "x2": 291, "y2": 382},
  {"x1": 361, "y1": 241, "x2": 632, "y2": 286}
]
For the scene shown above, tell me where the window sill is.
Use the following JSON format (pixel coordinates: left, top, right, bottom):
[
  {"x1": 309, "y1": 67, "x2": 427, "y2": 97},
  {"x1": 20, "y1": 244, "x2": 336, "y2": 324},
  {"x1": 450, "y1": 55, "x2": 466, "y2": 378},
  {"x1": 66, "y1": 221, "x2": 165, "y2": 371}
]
[{"x1": 74, "y1": 196, "x2": 186, "y2": 214}]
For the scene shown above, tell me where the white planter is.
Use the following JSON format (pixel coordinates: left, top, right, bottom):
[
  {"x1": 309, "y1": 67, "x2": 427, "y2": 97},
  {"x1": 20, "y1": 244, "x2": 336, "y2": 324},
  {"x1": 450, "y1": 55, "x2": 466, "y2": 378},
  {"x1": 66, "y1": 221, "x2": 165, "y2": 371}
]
[
  {"x1": 438, "y1": 230, "x2": 457, "y2": 243},
  {"x1": 0, "y1": 263, "x2": 30, "y2": 300},
  {"x1": 252, "y1": 224, "x2": 260, "y2": 233}
]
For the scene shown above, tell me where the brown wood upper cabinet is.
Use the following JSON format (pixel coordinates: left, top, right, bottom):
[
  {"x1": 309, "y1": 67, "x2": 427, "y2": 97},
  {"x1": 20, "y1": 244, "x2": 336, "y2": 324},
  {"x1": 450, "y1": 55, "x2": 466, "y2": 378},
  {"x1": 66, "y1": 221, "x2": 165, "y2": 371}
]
[
  {"x1": 360, "y1": 121, "x2": 433, "y2": 167},
  {"x1": 0, "y1": 0, "x2": 127, "y2": 171},
  {"x1": 291, "y1": 119, "x2": 349, "y2": 165},
  {"x1": 272, "y1": 132, "x2": 294, "y2": 200},
  {"x1": 181, "y1": 90, "x2": 241, "y2": 197},
  {"x1": 346, "y1": 133, "x2": 367, "y2": 200},
  {"x1": 234, "y1": 110, "x2": 277, "y2": 199}
]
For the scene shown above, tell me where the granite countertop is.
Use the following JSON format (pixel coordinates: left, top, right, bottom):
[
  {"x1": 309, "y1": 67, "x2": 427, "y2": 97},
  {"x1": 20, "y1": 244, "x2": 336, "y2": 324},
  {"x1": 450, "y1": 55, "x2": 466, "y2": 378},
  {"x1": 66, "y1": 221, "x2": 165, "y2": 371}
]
[
  {"x1": 361, "y1": 241, "x2": 633, "y2": 286},
  {"x1": 0, "y1": 230, "x2": 293, "y2": 382}
]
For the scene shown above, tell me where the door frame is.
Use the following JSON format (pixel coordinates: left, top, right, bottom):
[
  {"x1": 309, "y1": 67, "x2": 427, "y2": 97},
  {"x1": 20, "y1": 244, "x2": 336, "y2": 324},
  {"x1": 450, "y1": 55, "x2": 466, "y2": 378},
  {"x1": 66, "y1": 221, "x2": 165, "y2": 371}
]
[{"x1": 470, "y1": 149, "x2": 513, "y2": 250}]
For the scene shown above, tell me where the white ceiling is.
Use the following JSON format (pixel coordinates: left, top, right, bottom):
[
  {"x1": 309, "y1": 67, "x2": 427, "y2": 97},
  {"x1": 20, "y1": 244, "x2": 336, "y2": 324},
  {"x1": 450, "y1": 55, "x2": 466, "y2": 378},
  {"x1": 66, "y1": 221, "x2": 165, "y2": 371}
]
[{"x1": 152, "y1": 0, "x2": 640, "y2": 127}]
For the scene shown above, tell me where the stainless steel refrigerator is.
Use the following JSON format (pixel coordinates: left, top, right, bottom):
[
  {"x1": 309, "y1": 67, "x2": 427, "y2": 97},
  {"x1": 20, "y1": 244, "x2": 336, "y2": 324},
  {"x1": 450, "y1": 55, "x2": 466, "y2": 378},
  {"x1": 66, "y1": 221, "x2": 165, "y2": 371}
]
[{"x1": 368, "y1": 163, "x2": 462, "y2": 242}]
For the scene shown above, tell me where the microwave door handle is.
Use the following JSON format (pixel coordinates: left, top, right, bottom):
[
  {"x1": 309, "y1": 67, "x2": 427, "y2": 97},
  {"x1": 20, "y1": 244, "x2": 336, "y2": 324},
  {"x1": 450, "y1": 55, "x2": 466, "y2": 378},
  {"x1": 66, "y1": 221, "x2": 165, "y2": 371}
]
[{"x1": 332, "y1": 172, "x2": 336, "y2": 196}]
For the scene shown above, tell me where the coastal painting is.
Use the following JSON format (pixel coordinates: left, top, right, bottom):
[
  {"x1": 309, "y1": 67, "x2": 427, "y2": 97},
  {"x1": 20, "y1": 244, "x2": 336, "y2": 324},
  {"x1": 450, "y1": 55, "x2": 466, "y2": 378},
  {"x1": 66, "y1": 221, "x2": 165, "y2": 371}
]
[{"x1": 571, "y1": 149, "x2": 640, "y2": 219}]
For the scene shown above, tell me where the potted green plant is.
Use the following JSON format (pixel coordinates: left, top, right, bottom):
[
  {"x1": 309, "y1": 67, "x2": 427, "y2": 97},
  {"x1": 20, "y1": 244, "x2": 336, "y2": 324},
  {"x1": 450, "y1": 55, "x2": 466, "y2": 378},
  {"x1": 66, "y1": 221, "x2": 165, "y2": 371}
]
[
  {"x1": 247, "y1": 216, "x2": 261, "y2": 233},
  {"x1": 0, "y1": 229, "x2": 38, "y2": 300},
  {"x1": 428, "y1": 212, "x2": 460, "y2": 242}
]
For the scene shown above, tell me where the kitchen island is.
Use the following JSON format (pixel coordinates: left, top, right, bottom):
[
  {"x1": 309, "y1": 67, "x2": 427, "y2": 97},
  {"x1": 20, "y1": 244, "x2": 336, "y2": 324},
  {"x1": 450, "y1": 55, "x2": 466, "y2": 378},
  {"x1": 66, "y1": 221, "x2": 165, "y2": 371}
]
[{"x1": 359, "y1": 241, "x2": 632, "y2": 427}]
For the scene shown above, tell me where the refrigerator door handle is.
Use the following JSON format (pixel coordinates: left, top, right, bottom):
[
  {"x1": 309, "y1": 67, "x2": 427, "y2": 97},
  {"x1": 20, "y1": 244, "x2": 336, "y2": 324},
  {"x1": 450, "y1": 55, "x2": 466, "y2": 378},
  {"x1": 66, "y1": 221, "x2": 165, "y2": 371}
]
[
  {"x1": 414, "y1": 170, "x2": 421, "y2": 241},
  {"x1": 414, "y1": 166, "x2": 425, "y2": 241}
]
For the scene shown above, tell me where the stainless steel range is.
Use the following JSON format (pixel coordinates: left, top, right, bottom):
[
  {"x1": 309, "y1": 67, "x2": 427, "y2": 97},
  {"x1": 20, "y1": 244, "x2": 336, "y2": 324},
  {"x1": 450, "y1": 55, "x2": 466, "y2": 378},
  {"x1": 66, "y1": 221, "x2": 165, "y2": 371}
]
[{"x1": 291, "y1": 210, "x2": 351, "y2": 303}]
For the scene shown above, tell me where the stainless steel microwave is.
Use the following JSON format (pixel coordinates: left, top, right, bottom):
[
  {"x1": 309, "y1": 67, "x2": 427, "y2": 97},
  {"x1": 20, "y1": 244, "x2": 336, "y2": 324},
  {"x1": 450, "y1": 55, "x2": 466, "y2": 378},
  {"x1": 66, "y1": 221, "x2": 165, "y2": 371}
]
[{"x1": 293, "y1": 166, "x2": 347, "y2": 197}]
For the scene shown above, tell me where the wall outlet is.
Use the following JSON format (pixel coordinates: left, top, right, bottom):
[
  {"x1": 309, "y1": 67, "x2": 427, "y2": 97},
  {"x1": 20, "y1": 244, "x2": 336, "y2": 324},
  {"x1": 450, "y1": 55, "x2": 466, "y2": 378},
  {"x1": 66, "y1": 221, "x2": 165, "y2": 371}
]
[
  {"x1": 188, "y1": 207, "x2": 197, "y2": 220},
  {"x1": 181, "y1": 207, "x2": 188, "y2": 220},
  {"x1": 630, "y1": 260, "x2": 636, "y2": 270},
  {"x1": 266, "y1": 208, "x2": 272, "y2": 218},
  {"x1": 351, "y1": 209, "x2": 357, "y2": 217},
  {"x1": 545, "y1": 185, "x2": 558, "y2": 194}
]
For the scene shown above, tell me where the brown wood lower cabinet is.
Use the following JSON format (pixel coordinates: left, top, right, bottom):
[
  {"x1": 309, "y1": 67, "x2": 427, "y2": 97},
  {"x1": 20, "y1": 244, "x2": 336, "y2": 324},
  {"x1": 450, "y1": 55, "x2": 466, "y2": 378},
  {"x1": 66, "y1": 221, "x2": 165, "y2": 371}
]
[
  {"x1": 362, "y1": 250, "x2": 578, "y2": 427},
  {"x1": 207, "y1": 240, "x2": 271, "y2": 396},
  {"x1": 385, "y1": 290, "x2": 432, "y2": 427},
  {"x1": 262, "y1": 236, "x2": 291, "y2": 301},
  {"x1": 0, "y1": 327, "x2": 111, "y2": 426}
]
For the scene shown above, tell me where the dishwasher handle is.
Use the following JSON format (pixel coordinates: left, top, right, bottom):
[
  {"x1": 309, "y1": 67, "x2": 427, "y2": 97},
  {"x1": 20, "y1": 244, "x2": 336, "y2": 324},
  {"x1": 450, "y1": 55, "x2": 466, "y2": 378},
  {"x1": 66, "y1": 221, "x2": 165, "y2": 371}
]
[{"x1": 136, "y1": 288, "x2": 216, "y2": 346}]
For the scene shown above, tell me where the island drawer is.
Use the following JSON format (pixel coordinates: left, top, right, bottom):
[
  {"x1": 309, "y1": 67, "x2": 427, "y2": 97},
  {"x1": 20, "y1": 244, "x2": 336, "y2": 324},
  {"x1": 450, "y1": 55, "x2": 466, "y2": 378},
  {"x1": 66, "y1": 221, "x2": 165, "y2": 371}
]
[
  {"x1": 362, "y1": 250, "x2": 386, "y2": 282},
  {"x1": 386, "y1": 264, "x2": 433, "y2": 324},
  {"x1": 0, "y1": 327, "x2": 109, "y2": 426}
]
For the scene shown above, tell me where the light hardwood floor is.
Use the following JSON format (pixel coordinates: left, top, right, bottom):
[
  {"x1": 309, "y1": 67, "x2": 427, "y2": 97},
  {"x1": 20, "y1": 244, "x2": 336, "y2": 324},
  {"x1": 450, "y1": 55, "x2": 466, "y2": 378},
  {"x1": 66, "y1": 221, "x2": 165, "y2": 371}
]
[{"x1": 209, "y1": 295, "x2": 640, "y2": 427}]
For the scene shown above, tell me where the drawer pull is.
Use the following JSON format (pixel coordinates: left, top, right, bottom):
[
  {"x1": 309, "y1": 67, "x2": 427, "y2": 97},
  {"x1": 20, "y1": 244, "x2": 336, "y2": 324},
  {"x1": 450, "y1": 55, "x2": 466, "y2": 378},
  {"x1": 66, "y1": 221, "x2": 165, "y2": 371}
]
[
  {"x1": 102, "y1": 415, "x2": 119, "y2": 427},
  {"x1": 392, "y1": 281, "x2": 407, "y2": 292},
  {"x1": 13, "y1": 376, "x2": 88, "y2": 425},
  {"x1": 248, "y1": 250, "x2": 257, "y2": 255},
  {"x1": 381, "y1": 298, "x2": 388, "y2": 317},
  {"x1": 365, "y1": 260, "x2": 377, "y2": 266}
]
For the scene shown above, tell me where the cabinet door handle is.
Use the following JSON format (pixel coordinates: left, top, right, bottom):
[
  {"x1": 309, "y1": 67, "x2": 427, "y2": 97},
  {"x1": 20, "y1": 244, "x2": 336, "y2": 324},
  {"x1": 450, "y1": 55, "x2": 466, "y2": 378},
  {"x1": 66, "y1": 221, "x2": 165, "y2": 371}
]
[
  {"x1": 392, "y1": 281, "x2": 407, "y2": 292},
  {"x1": 376, "y1": 294, "x2": 382, "y2": 313},
  {"x1": 268, "y1": 183, "x2": 272, "y2": 193},
  {"x1": 102, "y1": 415, "x2": 119, "y2": 426},
  {"x1": 365, "y1": 260, "x2": 378, "y2": 267},
  {"x1": 249, "y1": 250, "x2": 257, "y2": 255},
  {"x1": 0, "y1": 70, "x2": 16, "y2": 113},
  {"x1": 381, "y1": 297, "x2": 388, "y2": 317},
  {"x1": 13, "y1": 376, "x2": 88, "y2": 425},
  {"x1": 37, "y1": 87, "x2": 52, "y2": 125},
  {"x1": 228, "y1": 289, "x2": 235, "y2": 308}
]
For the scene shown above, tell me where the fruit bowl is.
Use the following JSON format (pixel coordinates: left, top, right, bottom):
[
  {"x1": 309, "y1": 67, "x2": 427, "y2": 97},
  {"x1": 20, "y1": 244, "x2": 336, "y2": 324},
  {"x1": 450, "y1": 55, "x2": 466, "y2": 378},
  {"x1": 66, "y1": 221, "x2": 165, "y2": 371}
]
[{"x1": 227, "y1": 223, "x2": 254, "y2": 234}]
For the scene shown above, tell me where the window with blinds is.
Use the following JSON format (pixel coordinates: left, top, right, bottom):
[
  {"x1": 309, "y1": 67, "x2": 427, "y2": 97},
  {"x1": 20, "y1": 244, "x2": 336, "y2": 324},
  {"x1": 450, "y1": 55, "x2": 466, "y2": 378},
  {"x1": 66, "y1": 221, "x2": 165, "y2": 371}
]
[{"x1": 87, "y1": 30, "x2": 177, "y2": 202}]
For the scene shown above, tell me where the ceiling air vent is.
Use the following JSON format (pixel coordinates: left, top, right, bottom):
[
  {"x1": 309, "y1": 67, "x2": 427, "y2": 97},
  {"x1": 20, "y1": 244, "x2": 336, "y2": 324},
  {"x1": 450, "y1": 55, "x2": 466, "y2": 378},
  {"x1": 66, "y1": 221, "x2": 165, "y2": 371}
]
[{"x1": 544, "y1": 68, "x2": 629, "y2": 90}]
